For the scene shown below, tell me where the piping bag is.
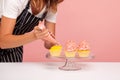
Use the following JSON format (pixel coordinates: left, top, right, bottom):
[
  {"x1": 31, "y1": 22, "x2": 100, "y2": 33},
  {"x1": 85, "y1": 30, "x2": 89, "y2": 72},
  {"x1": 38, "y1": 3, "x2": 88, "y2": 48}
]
[{"x1": 38, "y1": 21, "x2": 60, "y2": 45}]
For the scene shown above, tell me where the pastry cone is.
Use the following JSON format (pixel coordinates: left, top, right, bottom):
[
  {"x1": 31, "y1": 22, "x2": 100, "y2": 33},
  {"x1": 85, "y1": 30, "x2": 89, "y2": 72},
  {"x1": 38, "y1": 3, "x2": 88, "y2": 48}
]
[{"x1": 38, "y1": 21, "x2": 59, "y2": 45}]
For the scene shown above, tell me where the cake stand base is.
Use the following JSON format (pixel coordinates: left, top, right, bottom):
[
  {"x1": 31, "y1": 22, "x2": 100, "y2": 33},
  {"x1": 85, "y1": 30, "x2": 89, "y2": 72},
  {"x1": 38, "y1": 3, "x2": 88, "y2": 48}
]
[{"x1": 59, "y1": 58, "x2": 81, "y2": 71}]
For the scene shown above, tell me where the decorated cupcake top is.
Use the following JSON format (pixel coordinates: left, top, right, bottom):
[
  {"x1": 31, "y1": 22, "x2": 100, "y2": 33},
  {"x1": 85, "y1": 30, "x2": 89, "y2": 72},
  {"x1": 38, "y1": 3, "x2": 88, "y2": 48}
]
[
  {"x1": 78, "y1": 40, "x2": 90, "y2": 50},
  {"x1": 64, "y1": 40, "x2": 77, "y2": 52}
]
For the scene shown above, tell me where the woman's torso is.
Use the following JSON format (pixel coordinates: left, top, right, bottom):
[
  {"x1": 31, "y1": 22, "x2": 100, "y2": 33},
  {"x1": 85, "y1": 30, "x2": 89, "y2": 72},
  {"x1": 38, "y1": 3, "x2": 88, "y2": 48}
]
[
  {"x1": 0, "y1": 0, "x2": 57, "y2": 23},
  {"x1": 0, "y1": 0, "x2": 47, "y2": 18}
]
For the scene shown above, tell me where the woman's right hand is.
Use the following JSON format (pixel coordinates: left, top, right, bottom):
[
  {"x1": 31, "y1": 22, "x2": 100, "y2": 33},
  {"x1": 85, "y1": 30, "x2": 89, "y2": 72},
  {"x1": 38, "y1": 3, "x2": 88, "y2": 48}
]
[{"x1": 32, "y1": 26, "x2": 49, "y2": 39}]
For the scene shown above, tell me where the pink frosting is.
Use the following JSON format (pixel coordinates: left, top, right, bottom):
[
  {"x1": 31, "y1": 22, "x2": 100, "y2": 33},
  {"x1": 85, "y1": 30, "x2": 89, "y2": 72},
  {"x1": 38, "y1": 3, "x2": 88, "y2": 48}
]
[
  {"x1": 38, "y1": 21, "x2": 59, "y2": 45},
  {"x1": 65, "y1": 40, "x2": 77, "y2": 52},
  {"x1": 78, "y1": 40, "x2": 90, "y2": 50}
]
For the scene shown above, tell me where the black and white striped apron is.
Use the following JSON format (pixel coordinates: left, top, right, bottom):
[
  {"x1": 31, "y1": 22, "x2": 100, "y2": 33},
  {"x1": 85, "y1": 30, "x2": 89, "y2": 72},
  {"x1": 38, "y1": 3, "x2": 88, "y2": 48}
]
[{"x1": 0, "y1": 1, "x2": 48, "y2": 62}]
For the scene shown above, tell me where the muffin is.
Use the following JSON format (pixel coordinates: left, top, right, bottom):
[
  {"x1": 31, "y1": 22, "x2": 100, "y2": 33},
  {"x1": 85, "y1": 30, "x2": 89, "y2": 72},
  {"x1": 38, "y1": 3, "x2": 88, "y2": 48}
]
[
  {"x1": 64, "y1": 40, "x2": 77, "y2": 58},
  {"x1": 77, "y1": 40, "x2": 90, "y2": 57}
]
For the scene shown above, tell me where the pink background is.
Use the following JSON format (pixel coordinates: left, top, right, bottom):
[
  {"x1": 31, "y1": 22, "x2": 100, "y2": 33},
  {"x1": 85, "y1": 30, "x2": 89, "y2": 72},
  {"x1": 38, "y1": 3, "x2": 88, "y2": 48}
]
[{"x1": 23, "y1": 0, "x2": 120, "y2": 62}]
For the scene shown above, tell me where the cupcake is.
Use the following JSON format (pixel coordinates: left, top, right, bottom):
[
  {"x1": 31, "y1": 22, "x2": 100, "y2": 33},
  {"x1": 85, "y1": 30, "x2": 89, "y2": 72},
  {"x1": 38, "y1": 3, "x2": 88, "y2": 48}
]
[
  {"x1": 49, "y1": 45, "x2": 62, "y2": 57},
  {"x1": 64, "y1": 40, "x2": 77, "y2": 58},
  {"x1": 77, "y1": 40, "x2": 90, "y2": 57}
]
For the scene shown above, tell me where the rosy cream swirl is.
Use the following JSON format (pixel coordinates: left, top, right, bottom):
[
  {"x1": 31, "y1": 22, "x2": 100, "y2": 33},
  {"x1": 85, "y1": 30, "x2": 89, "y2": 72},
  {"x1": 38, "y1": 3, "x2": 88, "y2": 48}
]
[
  {"x1": 65, "y1": 40, "x2": 77, "y2": 52},
  {"x1": 78, "y1": 40, "x2": 90, "y2": 50},
  {"x1": 64, "y1": 40, "x2": 77, "y2": 57},
  {"x1": 38, "y1": 21, "x2": 59, "y2": 45}
]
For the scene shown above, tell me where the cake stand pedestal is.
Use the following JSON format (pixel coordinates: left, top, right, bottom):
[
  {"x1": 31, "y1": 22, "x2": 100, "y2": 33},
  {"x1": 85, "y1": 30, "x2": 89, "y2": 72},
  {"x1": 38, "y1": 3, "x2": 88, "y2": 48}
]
[{"x1": 58, "y1": 58, "x2": 81, "y2": 71}]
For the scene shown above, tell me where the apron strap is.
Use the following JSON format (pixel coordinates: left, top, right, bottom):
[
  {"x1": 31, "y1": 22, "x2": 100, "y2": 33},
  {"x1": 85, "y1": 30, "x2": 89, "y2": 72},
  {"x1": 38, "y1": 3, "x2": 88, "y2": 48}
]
[{"x1": 25, "y1": 0, "x2": 31, "y2": 10}]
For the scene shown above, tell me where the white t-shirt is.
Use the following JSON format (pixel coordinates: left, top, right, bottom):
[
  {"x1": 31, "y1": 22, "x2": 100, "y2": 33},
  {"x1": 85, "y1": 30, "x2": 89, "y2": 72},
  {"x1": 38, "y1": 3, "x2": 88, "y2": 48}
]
[
  {"x1": 0, "y1": 0, "x2": 57, "y2": 23},
  {"x1": 0, "y1": 0, "x2": 3, "y2": 18}
]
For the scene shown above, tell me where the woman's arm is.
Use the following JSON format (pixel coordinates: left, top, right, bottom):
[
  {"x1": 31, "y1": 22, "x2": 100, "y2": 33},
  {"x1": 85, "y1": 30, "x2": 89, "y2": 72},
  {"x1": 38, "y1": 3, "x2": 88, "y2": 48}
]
[
  {"x1": 0, "y1": 16, "x2": 49, "y2": 49},
  {"x1": 44, "y1": 20, "x2": 56, "y2": 49},
  {"x1": 0, "y1": 16, "x2": 36, "y2": 49}
]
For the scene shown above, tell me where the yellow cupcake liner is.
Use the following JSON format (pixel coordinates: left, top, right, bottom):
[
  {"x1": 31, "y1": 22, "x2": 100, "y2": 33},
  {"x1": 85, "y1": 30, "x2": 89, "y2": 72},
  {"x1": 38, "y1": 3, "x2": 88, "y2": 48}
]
[
  {"x1": 77, "y1": 50, "x2": 90, "y2": 57},
  {"x1": 49, "y1": 45, "x2": 62, "y2": 57},
  {"x1": 65, "y1": 51, "x2": 76, "y2": 58}
]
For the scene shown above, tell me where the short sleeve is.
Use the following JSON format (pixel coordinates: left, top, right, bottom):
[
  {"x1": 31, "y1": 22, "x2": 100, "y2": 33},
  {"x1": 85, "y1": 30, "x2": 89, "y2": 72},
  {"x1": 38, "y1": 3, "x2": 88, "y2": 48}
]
[
  {"x1": 45, "y1": 11, "x2": 57, "y2": 23},
  {"x1": 2, "y1": 0, "x2": 19, "y2": 19},
  {"x1": 0, "y1": 0, "x2": 3, "y2": 18}
]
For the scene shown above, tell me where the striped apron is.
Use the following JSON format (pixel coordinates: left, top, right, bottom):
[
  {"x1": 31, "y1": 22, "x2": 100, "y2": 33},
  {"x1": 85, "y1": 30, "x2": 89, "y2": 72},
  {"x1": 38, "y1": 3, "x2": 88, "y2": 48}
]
[{"x1": 0, "y1": 1, "x2": 48, "y2": 62}]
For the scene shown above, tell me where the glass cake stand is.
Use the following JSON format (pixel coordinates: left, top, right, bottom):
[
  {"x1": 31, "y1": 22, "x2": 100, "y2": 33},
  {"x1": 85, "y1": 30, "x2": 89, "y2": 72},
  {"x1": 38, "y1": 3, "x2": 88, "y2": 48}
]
[{"x1": 46, "y1": 53, "x2": 94, "y2": 71}]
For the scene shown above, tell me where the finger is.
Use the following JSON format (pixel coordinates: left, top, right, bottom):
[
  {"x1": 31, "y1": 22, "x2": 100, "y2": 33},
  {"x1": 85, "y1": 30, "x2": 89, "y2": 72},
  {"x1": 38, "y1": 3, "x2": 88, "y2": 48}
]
[
  {"x1": 49, "y1": 32, "x2": 55, "y2": 38},
  {"x1": 34, "y1": 29, "x2": 49, "y2": 39},
  {"x1": 37, "y1": 30, "x2": 49, "y2": 38},
  {"x1": 34, "y1": 26, "x2": 43, "y2": 31}
]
